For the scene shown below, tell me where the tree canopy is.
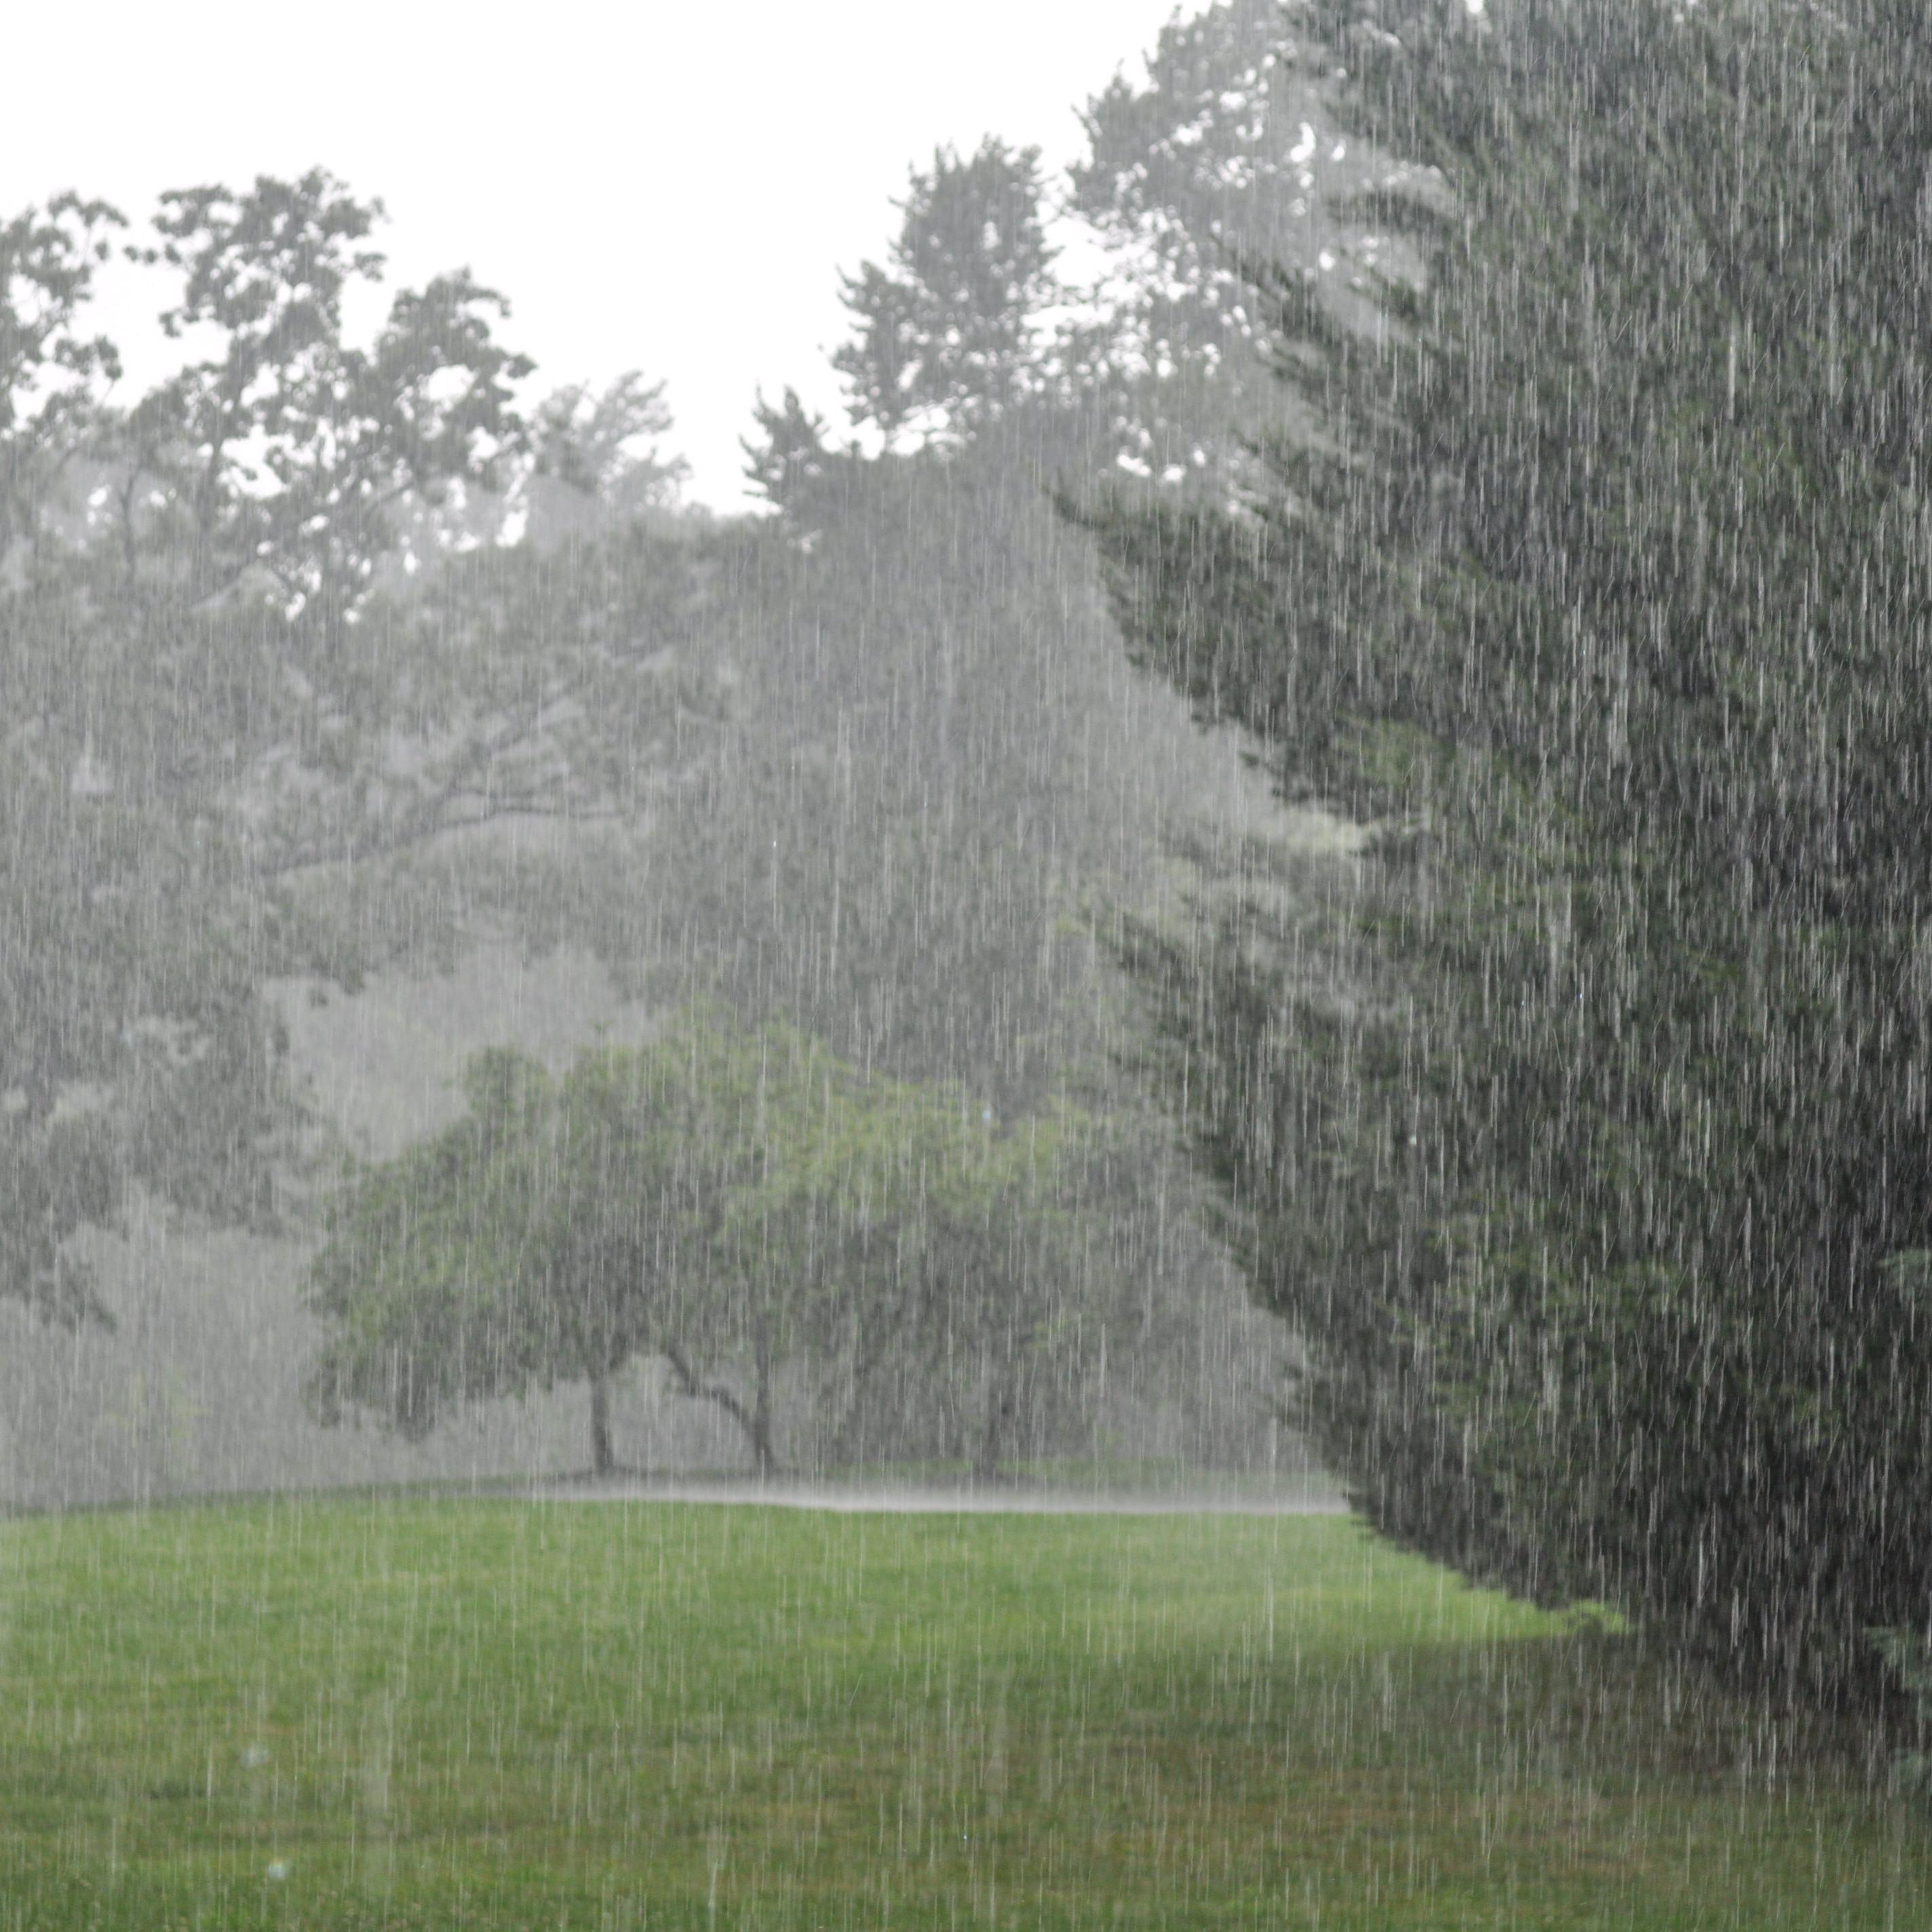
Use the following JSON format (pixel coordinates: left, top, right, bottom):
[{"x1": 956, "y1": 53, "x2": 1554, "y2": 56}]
[
  {"x1": 0, "y1": 170, "x2": 716, "y2": 1332},
  {"x1": 834, "y1": 138, "x2": 1060, "y2": 443},
  {"x1": 307, "y1": 1010, "x2": 1101, "y2": 1479}
]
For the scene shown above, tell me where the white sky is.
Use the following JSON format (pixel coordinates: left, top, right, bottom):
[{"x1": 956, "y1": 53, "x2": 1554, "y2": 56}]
[{"x1": 3, "y1": 1, "x2": 1192, "y2": 510}]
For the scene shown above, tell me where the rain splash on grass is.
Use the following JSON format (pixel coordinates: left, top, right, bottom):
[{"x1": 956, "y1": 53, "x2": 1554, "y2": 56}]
[{"x1": 1, "y1": 1496, "x2": 1926, "y2": 1929}]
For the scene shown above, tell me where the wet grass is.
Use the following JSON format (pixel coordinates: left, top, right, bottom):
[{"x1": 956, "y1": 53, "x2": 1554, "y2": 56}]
[{"x1": 1, "y1": 1497, "x2": 1926, "y2": 1929}]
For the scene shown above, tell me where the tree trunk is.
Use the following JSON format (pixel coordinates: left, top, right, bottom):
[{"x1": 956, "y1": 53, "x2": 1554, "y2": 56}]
[
  {"x1": 589, "y1": 1365, "x2": 615, "y2": 1480},
  {"x1": 750, "y1": 1313, "x2": 777, "y2": 1480},
  {"x1": 973, "y1": 1335, "x2": 1020, "y2": 1486},
  {"x1": 748, "y1": 1411, "x2": 777, "y2": 1480},
  {"x1": 973, "y1": 1385, "x2": 1013, "y2": 1486},
  {"x1": 662, "y1": 1345, "x2": 779, "y2": 1478}
]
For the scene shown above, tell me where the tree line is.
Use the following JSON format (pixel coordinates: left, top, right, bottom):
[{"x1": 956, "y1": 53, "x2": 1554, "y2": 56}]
[{"x1": 0, "y1": 89, "x2": 1290, "y2": 1481}]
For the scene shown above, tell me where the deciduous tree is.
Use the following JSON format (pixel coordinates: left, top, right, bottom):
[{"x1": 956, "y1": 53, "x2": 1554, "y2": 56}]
[{"x1": 834, "y1": 139, "x2": 1058, "y2": 442}]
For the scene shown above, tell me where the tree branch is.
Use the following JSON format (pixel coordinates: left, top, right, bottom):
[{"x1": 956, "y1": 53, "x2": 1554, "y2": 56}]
[{"x1": 659, "y1": 1343, "x2": 763, "y2": 1452}]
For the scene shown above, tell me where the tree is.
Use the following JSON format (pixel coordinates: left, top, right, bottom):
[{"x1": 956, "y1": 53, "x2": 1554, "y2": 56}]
[
  {"x1": 647, "y1": 428, "x2": 1185, "y2": 1120},
  {"x1": 0, "y1": 474, "x2": 718, "y2": 1340},
  {"x1": 1077, "y1": 0, "x2": 1932, "y2": 1718},
  {"x1": 1068, "y1": 0, "x2": 1431, "y2": 488},
  {"x1": 0, "y1": 172, "x2": 719, "y2": 1337},
  {"x1": 740, "y1": 385, "x2": 834, "y2": 511},
  {"x1": 520, "y1": 371, "x2": 689, "y2": 550},
  {"x1": 0, "y1": 193, "x2": 125, "y2": 572},
  {"x1": 834, "y1": 138, "x2": 1059, "y2": 442},
  {"x1": 307, "y1": 1014, "x2": 889, "y2": 1477},
  {"x1": 873, "y1": 1096, "x2": 1097, "y2": 1483},
  {"x1": 119, "y1": 169, "x2": 530, "y2": 627},
  {"x1": 0, "y1": 185, "x2": 303, "y2": 1326},
  {"x1": 307, "y1": 1009, "x2": 1125, "y2": 1481},
  {"x1": 669, "y1": 301, "x2": 1298, "y2": 1469}
]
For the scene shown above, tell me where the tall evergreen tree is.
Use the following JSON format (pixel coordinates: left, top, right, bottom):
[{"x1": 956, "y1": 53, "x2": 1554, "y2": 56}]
[{"x1": 1078, "y1": 0, "x2": 1932, "y2": 1714}]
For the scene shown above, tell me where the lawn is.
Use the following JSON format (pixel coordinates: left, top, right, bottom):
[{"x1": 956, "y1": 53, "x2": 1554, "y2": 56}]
[{"x1": 1, "y1": 1496, "x2": 1926, "y2": 1929}]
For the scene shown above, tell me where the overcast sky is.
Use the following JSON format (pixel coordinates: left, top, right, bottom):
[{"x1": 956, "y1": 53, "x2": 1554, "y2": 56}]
[{"x1": 5, "y1": 1, "x2": 1193, "y2": 510}]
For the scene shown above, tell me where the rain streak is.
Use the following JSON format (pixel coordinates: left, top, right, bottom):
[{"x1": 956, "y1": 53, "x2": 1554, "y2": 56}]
[{"x1": 3, "y1": 2, "x2": 1932, "y2": 1926}]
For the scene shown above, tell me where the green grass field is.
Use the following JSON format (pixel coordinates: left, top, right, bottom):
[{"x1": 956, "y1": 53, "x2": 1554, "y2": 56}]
[{"x1": 1, "y1": 1498, "x2": 1927, "y2": 1930}]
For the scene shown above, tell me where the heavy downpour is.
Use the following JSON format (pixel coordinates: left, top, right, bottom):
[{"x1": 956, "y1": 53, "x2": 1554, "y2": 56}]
[{"x1": 3, "y1": 0, "x2": 1931, "y2": 1924}]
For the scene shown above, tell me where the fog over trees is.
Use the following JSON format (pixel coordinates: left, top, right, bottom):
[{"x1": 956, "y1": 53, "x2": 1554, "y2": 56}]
[{"x1": 0, "y1": 66, "x2": 1298, "y2": 1508}]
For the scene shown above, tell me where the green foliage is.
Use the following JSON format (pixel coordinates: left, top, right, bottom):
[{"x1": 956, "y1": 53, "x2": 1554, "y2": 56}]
[
  {"x1": 1077, "y1": 0, "x2": 1932, "y2": 1712},
  {"x1": 307, "y1": 1009, "x2": 1096, "y2": 1475}
]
